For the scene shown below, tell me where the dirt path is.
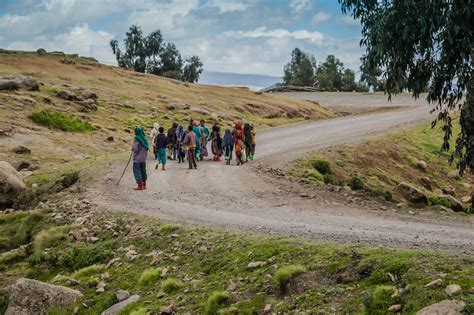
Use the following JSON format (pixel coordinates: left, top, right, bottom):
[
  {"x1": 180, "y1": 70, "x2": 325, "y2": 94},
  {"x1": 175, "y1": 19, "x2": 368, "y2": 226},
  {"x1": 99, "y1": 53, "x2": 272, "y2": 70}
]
[{"x1": 91, "y1": 102, "x2": 474, "y2": 253}]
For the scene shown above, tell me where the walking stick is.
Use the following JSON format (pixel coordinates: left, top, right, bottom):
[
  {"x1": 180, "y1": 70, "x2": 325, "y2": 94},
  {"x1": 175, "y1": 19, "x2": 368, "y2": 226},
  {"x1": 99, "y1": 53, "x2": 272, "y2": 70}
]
[{"x1": 116, "y1": 152, "x2": 132, "y2": 185}]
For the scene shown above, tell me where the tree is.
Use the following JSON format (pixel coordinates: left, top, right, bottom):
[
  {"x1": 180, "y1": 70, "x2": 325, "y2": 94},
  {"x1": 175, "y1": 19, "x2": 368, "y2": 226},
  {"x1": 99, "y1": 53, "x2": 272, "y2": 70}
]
[
  {"x1": 339, "y1": 1, "x2": 473, "y2": 174},
  {"x1": 183, "y1": 56, "x2": 204, "y2": 83},
  {"x1": 359, "y1": 55, "x2": 383, "y2": 92},
  {"x1": 110, "y1": 25, "x2": 204, "y2": 83},
  {"x1": 283, "y1": 48, "x2": 317, "y2": 86},
  {"x1": 315, "y1": 55, "x2": 345, "y2": 91},
  {"x1": 341, "y1": 68, "x2": 357, "y2": 92}
]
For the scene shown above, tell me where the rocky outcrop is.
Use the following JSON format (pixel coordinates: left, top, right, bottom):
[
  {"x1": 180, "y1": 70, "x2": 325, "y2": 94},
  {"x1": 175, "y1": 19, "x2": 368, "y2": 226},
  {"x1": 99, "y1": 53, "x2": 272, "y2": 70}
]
[
  {"x1": 396, "y1": 182, "x2": 428, "y2": 206},
  {"x1": 0, "y1": 77, "x2": 39, "y2": 91},
  {"x1": 0, "y1": 161, "x2": 26, "y2": 208},
  {"x1": 416, "y1": 300, "x2": 465, "y2": 315},
  {"x1": 3, "y1": 278, "x2": 82, "y2": 315}
]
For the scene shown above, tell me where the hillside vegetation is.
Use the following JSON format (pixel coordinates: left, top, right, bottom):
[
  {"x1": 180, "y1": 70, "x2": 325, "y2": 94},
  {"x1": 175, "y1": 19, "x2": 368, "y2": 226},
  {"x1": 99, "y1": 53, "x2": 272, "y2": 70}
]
[{"x1": 0, "y1": 50, "x2": 333, "y2": 184}]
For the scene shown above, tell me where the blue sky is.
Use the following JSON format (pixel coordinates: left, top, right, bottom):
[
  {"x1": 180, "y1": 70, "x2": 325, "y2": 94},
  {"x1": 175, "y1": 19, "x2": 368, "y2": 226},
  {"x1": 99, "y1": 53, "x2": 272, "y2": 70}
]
[{"x1": 0, "y1": 0, "x2": 364, "y2": 76}]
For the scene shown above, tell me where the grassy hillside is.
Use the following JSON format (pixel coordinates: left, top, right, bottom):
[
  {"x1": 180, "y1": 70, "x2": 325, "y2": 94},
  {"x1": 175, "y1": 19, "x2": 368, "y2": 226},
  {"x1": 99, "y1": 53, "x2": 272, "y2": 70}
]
[
  {"x1": 0, "y1": 50, "x2": 333, "y2": 183},
  {"x1": 290, "y1": 121, "x2": 473, "y2": 211}
]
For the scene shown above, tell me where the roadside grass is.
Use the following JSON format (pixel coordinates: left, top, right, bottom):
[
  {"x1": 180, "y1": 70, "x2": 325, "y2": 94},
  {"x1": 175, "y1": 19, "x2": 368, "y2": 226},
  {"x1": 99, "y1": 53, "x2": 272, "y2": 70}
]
[
  {"x1": 290, "y1": 121, "x2": 472, "y2": 209},
  {"x1": 0, "y1": 209, "x2": 472, "y2": 314},
  {"x1": 29, "y1": 110, "x2": 94, "y2": 132}
]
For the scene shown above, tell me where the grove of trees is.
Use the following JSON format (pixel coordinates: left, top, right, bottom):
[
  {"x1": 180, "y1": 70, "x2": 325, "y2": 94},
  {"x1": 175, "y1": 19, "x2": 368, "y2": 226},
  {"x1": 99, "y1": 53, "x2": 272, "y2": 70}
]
[
  {"x1": 110, "y1": 25, "x2": 203, "y2": 83},
  {"x1": 283, "y1": 48, "x2": 366, "y2": 92},
  {"x1": 339, "y1": 0, "x2": 473, "y2": 174}
]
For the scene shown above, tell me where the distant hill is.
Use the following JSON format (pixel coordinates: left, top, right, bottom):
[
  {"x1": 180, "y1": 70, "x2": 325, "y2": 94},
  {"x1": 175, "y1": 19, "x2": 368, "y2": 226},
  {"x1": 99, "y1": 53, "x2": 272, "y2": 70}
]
[{"x1": 199, "y1": 70, "x2": 282, "y2": 91}]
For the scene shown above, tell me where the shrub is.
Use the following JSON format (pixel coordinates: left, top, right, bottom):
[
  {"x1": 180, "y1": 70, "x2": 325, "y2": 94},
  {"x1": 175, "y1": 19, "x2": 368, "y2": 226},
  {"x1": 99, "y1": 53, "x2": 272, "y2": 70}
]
[
  {"x1": 273, "y1": 265, "x2": 307, "y2": 291},
  {"x1": 59, "y1": 243, "x2": 114, "y2": 271},
  {"x1": 29, "y1": 110, "x2": 93, "y2": 132},
  {"x1": 349, "y1": 174, "x2": 364, "y2": 190},
  {"x1": 206, "y1": 291, "x2": 230, "y2": 315},
  {"x1": 362, "y1": 285, "x2": 395, "y2": 314},
  {"x1": 32, "y1": 226, "x2": 70, "y2": 257},
  {"x1": 312, "y1": 159, "x2": 332, "y2": 175},
  {"x1": 429, "y1": 196, "x2": 451, "y2": 208},
  {"x1": 14, "y1": 211, "x2": 46, "y2": 245},
  {"x1": 138, "y1": 268, "x2": 163, "y2": 287},
  {"x1": 161, "y1": 278, "x2": 183, "y2": 293},
  {"x1": 323, "y1": 173, "x2": 333, "y2": 184},
  {"x1": 72, "y1": 264, "x2": 105, "y2": 280}
]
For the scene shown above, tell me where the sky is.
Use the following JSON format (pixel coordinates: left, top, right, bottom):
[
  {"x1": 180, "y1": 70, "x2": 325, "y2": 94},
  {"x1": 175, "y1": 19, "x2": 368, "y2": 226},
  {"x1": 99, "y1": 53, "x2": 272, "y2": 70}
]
[{"x1": 0, "y1": 0, "x2": 364, "y2": 77}]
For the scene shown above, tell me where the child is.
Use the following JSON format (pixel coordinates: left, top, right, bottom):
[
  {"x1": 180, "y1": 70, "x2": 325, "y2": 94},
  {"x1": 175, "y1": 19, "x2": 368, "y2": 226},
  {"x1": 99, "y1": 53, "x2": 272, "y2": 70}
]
[
  {"x1": 176, "y1": 124, "x2": 187, "y2": 164},
  {"x1": 222, "y1": 129, "x2": 234, "y2": 165},
  {"x1": 154, "y1": 127, "x2": 168, "y2": 170},
  {"x1": 150, "y1": 123, "x2": 160, "y2": 159},
  {"x1": 167, "y1": 122, "x2": 178, "y2": 160},
  {"x1": 209, "y1": 124, "x2": 223, "y2": 161},
  {"x1": 182, "y1": 125, "x2": 197, "y2": 169},
  {"x1": 132, "y1": 127, "x2": 149, "y2": 190}
]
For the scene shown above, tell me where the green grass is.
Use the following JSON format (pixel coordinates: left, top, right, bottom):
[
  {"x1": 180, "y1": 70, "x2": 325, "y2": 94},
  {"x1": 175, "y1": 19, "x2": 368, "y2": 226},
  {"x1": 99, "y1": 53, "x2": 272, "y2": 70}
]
[
  {"x1": 273, "y1": 265, "x2": 307, "y2": 291},
  {"x1": 32, "y1": 226, "x2": 70, "y2": 257},
  {"x1": 29, "y1": 110, "x2": 93, "y2": 132},
  {"x1": 72, "y1": 264, "x2": 105, "y2": 280},
  {"x1": 138, "y1": 268, "x2": 163, "y2": 287},
  {"x1": 206, "y1": 291, "x2": 230, "y2": 315},
  {"x1": 161, "y1": 278, "x2": 183, "y2": 293}
]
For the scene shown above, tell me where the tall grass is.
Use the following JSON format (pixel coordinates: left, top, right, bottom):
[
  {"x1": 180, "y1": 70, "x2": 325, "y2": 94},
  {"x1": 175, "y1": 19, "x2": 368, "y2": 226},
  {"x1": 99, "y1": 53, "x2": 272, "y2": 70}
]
[{"x1": 29, "y1": 110, "x2": 93, "y2": 132}]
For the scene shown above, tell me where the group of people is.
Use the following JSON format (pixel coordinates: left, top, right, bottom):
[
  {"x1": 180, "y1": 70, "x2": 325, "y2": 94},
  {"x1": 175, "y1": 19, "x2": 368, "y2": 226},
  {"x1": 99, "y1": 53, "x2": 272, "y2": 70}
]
[{"x1": 131, "y1": 119, "x2": 256, "y2": 190}]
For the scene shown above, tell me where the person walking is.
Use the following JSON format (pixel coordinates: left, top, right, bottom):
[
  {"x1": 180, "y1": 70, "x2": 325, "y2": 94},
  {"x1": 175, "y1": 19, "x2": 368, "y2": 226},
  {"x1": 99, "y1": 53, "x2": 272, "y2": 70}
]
[
  {"x1": 222, "y1": 128, "x2": 234, "y2": 165},
  {"x1": 192, "y1": 120, "x2": 202, "y2": 160},
  {"x1": 150, "y1": 123, "x2": 160, "y2": 159},
  {"x1": 233, "y1": 122, "x2": 246, "y2": 165},
  {"x1": 167, "y1": 122, "x2": 178, "y2": 160},
  {"x1": 154, "y1": 127, "x2": 168, "y2": 170},
  {"x1": 209, "y1": 123, "x2": 223, "y2": 161},
  {"x1": 132, "y1": 127, "x2": 149, "y2": 190},
  {"x1": 182, "y1": 125, "x2": 197, "y2": 169},
  {"x1": 199, "y1": 119, "x2": 210, "y2": 160},
  {"x1": 176, "y1": 124, "x2": 186, "y2": 164},
  {"x1": 250, "y1": 124, "x2": 256, "y2": 160},
  {"x1": 244, "y1": 123, "x2": 253, "y2": 162}
]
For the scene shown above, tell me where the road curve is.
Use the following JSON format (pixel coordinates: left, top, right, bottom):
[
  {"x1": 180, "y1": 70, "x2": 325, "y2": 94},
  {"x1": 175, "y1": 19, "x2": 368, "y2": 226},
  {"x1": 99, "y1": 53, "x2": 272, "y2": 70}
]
[{"x1": 91, "y1": 102, "x2": 474, "y2": 253}]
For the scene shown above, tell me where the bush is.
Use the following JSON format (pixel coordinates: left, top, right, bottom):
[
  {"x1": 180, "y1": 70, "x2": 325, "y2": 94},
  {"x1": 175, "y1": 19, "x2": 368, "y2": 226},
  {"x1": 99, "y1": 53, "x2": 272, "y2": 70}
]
[
  {"x1": 362, "y1": 285, "x2": 395, "y2": 314},
  {"x1": 273, "y1": 265, "x2": 307, "y2": 290},
  {"x1": 323, "y1": 173, "x2": 333, "y2": 184},
  {"x1": 138, "y1": 268, "x2": 163, "y2": 287},
  {"x1": 429, "y1": 196, "x2": 451, "y2": 208},
  {"x1": 14, "y1": 211, "x2": 46, "y2": 245},
  {"x1": 206, "y1": 291, "x2": 230, "y2": 315},
  {"x1": 349, "y1": 174, "x2": 364, "y2": 190},
  {"x1": 29, "y1": 110, "x2": 93, "y2": 132},
  {"x1": 161, "y1": 278, "x2": 183, "y2": 293},
  {"x1": 59, "y1": 243, "x2": 114, "y2": 271},
  {"x1": 312, "y1": 159, "x2": 332, "y2": 175}
]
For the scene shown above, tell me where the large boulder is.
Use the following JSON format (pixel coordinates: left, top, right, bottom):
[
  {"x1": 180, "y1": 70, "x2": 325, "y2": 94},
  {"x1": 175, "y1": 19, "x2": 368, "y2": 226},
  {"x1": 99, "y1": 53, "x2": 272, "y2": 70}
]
[
  {"x1": 36, "y1": 48, "x2": 47, "y2": 56},
  {"x1": 3, "y1": 278, "x2": 82, "y2": 315},
  {"x1": 396, "y1": 182, "x2": 429, "y2": 206},
  {"x1": 0, "y1": 77, "x2": 39, "y2": 91},
  {"x1": 439, "y1": 195, "x2": 465, "y2": 212},
  {"x1": 57, "y1": 90, "x2": 77, "y2": 101},
  {"x1": 0, "y1": 161, "x2": 26, "y2": 208},
  {"x1": 416, "y1": 300, "x2": 465, "y2": 315}
]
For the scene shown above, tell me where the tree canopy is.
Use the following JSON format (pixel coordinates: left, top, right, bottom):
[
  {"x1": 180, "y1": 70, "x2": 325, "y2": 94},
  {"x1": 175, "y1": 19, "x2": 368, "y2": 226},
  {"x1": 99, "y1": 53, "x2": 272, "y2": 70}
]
[
  {"x1": 339, "y1": 0, "x2": 473, "y2": 174},
  {"x1": 283, "y1": 48, "x2": 317, "y2": 86},
  {"x1": 110, "y1": 25, "x2": 203, "y2": 83}
]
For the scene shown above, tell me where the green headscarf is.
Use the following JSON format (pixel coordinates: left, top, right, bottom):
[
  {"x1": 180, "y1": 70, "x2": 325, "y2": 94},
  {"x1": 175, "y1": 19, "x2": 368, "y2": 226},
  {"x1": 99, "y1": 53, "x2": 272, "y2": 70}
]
[
  {"x1": 134, "y1": 127, "x2": 149, "y2": 151},
  {"x1": 244, "y1": 123, "x2": 252, "y2": 145}
]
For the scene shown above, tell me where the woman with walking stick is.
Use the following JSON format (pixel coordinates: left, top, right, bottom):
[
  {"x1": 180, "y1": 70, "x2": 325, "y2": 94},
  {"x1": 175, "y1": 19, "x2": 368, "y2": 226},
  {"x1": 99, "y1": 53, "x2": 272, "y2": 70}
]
[{"x1": 131, "y1": 127, "x2": 149, "y2": 190}]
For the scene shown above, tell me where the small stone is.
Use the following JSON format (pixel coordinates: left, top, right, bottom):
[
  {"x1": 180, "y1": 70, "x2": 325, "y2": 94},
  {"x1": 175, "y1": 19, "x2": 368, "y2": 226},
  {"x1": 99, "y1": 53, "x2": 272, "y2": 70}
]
[
  {"x1": 116, "y1": 289, "x2": 130, "y2": 302},
  {"x1": 445, "y1": 284, "x2": 462, "y2": 297},
  {"x1": 417, "y1": 160, "x2": 427, "y2": 170},
  {"x1": 226, "y1": 281, "x2": 237, "y2": 291},
  {"x1": 396, "y1": 202, "x2": 406, "y2": 209},
  {"x1": 89, "y1": 236, "x2": 99, "y2": 243},
  {"x1": 447, "y1": 170, "x2": 460, "y2": 179},
  {"x1": 106, "y1": 136, "x2": 114, "y2": 142},
  {"x1": 247, "y1": 261, "x2": 266, "y2": 269},
  {"x1": 263, "y1": 304, "x2": 272, "y2": 313},
  {"x1": 468, "y1": 287, "x2": 474, "y2": 294},
  {"x1": 32, "y1": 183, "x2": 38, "y2": 188},
  {"x1": 14, "y1": 146, "x2": 31, "y2": 154},
  {"x1": 198, "y1": 246, "x2": 207, "y2": 252},
  {"x1": 388, "y1": 304, "x2": 402, "y2": 313},
  {"x1": 159, "y1": 304, "x2": 176, "y2": 314},
  {"x1": 96, "y1": 281, "x2": 106, "y2": 293},
  {"x1": 461, "y1": 195, "x2": 471, "y2": 203},
  {"x1": 425, "y1": 278, "x2": 443, "y2": 288}
]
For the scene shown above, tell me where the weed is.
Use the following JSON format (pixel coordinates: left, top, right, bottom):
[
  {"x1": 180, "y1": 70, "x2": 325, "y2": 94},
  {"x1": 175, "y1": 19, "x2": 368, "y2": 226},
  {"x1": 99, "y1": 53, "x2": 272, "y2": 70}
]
[
  {"x1": 273, "y1": 265, "x2": 307, "y2": 291},
  {"x1": 59, "y1": 243, "x2": 113, "y2": 271},
  {"x1": 206, "y1": 291, "x2": 230, "y2": 315},
  {"x1": 29, "y1": 110, "x2": 93, "y2": 132},
  {"x1": 139, "y1": 268, "x2": 163, "y2": 287},
  {"x1": 312, "y1": 159, "x2": 332, "y2": 175},
  {"x1": 161, "y1": 278, "x2": 183, "y2": 293}
]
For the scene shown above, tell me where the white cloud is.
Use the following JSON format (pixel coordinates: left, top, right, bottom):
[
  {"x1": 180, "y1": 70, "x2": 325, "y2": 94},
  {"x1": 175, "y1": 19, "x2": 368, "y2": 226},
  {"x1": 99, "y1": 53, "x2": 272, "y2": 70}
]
[
  {"x1": 224, "y1": 27, "x2": 324, "y2": 45},
  {"x1": 290, "y1": 0, "x2": 310, "y2": 13},
  {"x1": 312, "y1": 12, "x2": 331, "y2": 25},
  {"x1": 340, "y1": 15, "x2": 360, "y2": 26},
  {"x1": 206, "y1": 0, "x2": 250, "y2": 13}
]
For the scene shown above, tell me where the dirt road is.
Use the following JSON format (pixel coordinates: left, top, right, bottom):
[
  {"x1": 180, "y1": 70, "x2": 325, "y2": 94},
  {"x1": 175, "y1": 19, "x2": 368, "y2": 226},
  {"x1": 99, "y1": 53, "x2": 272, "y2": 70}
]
[{"x1": 91, "y1": 99, "x2": 474, "y2": 253}]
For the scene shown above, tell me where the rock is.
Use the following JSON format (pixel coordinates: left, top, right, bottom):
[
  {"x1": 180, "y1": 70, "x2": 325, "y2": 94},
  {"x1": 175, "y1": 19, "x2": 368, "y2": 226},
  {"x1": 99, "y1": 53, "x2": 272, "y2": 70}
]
[
  {"x1": 20, "y1": 77, "x2": 40, "y2": 91},
  {"x1": 442, "y1": 186, "x2": 456, "y2": 196},
  {"x1": 417, "y1": 160, "x2": 427, "y2": 170},
  {"x1": 425, "y1": 278, "x2": 443, "y2": 288},
  {"x1": 468, "y1": 287, "x2": 474, "y2": 294},
  {"x1": 447, "y1": 170, "x2": 460, "y2": 179},
  {"x1": 101, "y1": 295, "x2": 140, "y2": 315},
  {"x1": 396, "y1": 202, "x2": 406, "y2": 209},
  {"x1": 79, "y1": 98, "x2": 97, "y2": 112},
  {"x1": 106, "y1": 136, "x2": 114, "y2": 142},
  {"x1": 439, "y1": 195, "x2": 464, "y2": 212},
  {"x1": 416, "y1": 300, "x2": 465, "y2": 315},
  {"x1": 388, "y1": 304, "x2": 402, "y2": 313},
  {"x1": 0, "y1": 77, "x2": 39, "y2": 91},
  {"x1": 226, "y1": 281, "x2": 237, "y2": 291},
  {"x1": 198, "y1": 245, "x2": 207, "y2": 252},
  {"x1": 3, "y1": 278, "x2": 82, "y2": 315},
  {"x1": 14, "y1": 146, "x2": 31, "y2": 154},
  {"x1": 15, "y1": 160, "x2": 31, "y2": 171},
  {"x1": 159, "y1": 304, "x2": 176, "y2": 314},
  {"x1": 247, "y1": 261, "x2": 266, "y2": 269},
  {"x1": 263, "y1": 304, "x2": 272, "y2": 313},
  {"x1": 57, "y1": 90, "x2": 77, "y2": 101},
  {"x1": 36, "y1": 48, "x2": 47, "y2": 55},
  {"x1": 89, "y1": 236, "x2": 100, "y2": 243},
  {"x1": 166, "y1": 103, "x2": 191, "y2": 111},
  {"x1": 445, "y1": 284, "x2": 462, "y2": 296},
  {"x1": 96, "y1": 281, "x2": 106, "y2": 293},
  {"x1": 115, "y1": 290, "x2": 129, "y2": 302},
  {"x1": 397, "y1": 182, "x2": 428, "y2": 206},
  {"x1": 81, "y1": 90, "x2": 98, "y2": 100},
  {"x1": 419, "y1": 177, "x2": 432, "y2": 190},
  {"x1": 461, "y1": 195, "x2": 471, "y2": 203},
  {"x1": 431, "y1": 205, "x2": 452, "y2": 212},
  {"x1": 0, "y1": 161, "x2": 26, "y2": 208}
]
